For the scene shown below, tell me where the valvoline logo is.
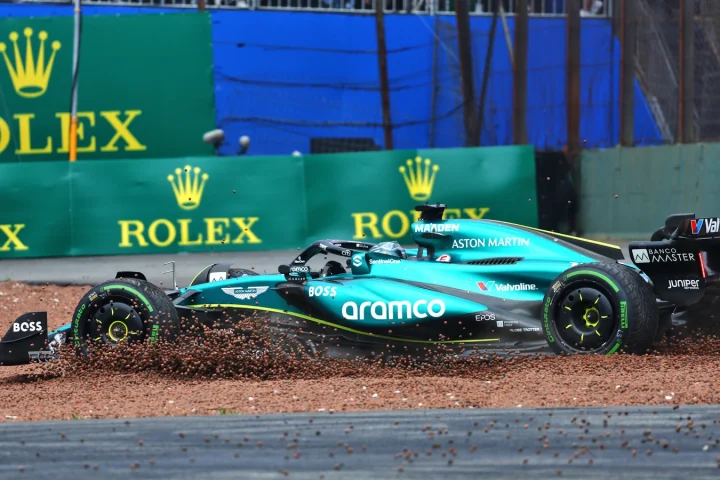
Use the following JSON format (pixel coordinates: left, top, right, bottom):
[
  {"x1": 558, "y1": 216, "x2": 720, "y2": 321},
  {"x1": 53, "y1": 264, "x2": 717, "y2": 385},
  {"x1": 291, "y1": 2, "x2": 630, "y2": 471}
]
[
  {"x1": 691, "y1": 219, "x2": 703, "y2": 234},
  {"x1": 690, "y1": 218, "x2": 720, "y2": 235},
  {"x1": 477, "y1": 281, "x2": 538, "y2": 292}
]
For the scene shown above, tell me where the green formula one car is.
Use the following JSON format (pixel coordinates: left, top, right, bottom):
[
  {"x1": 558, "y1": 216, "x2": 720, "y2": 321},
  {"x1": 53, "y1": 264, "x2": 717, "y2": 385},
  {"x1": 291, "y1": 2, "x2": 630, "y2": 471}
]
[{"x1": 2, "y1": 203, "x2": 718, "y2": 365}]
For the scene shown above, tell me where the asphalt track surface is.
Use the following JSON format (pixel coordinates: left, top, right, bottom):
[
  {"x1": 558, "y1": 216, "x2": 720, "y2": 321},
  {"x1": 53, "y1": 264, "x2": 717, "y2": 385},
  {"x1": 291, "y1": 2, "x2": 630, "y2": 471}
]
[
  {"x1": 1, "y1": 405, "x2": 720, "y2": 479},
  {"x1": 0, "y1": 241, "x2": 635, "y2": 287}
]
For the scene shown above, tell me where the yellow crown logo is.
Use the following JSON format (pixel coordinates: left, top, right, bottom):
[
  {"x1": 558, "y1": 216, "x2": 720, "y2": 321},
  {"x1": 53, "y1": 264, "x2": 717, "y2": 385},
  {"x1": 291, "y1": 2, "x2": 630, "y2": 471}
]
[
  {"x1": 167, "y1": 165, "x2": 209, "y2": 210},
  {"x1": 399, "y1": 156, "x2": 439, "y2": 201},
  {"x1": 0, "y1": 28, "x2": 61, "y2": 99}
]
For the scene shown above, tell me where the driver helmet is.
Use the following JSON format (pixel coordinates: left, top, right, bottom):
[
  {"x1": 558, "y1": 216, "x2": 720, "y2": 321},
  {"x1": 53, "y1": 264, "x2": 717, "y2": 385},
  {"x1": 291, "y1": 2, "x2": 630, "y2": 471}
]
[{"x1": 369, "y1": 241, "x2": 407, "y2": 259}]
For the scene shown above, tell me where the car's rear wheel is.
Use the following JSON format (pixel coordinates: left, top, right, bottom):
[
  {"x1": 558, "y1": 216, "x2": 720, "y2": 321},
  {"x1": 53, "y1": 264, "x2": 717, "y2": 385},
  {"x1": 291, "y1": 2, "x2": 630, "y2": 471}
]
[
  {"x1": 542, "y1": 263, "x2": 658, "y2": 355},
  {"x1": 70, "y1": 278, "x2": 180, "y2": 355}
]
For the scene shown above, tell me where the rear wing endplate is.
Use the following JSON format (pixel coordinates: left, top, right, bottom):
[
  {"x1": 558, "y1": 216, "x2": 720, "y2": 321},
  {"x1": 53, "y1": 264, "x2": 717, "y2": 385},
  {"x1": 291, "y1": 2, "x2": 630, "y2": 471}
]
[{"x1": 629, "y1": 214, "x2": 720, "y2": 308}]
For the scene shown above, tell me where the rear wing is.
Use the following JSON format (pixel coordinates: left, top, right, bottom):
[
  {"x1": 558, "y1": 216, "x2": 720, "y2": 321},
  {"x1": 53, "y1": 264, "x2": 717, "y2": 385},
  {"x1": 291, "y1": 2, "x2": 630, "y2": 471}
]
[{"x1": 628, "y1": 214, "x2": 720, "y2": 308}]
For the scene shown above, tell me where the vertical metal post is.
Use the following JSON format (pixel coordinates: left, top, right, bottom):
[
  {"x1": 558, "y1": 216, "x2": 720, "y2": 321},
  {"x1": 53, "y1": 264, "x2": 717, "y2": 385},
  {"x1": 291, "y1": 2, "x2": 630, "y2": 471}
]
[
  {"x1": 566, "y1": 0, "x2": 581, "y2": 155},
  {"x1": 69, "y1": 0, "x2": 81, "y2": 162},
  {"x1": 679, "y1": 0, "x2": 695, "y2": 143},
  {"x1": 513, "y1": 0, "x2": 528, "y2": 145},
  {"x1": 478, "y1": 4, "x2": 499, "y2": 146},
  {"x1": 454, "y1": 0, "x2": 479, "y2": 146},
  {"x1": 611, "y1": 0, "x2": 622, "y2": 33},
  {"x1": 374, "y1": 2, "x2": 394, "y2": 150},
  {"x1": 499, "y1": 3, "x2": 515, "y2": 70},
  {"x1": 566, "y1": 0, "x2": 581, "y2": 235},
  {"x1": 429, "y1": 15, "x2": 439, "y2": 149},
  {"x1": 619, "y1": 0, "x2": 636, "y2": 146}
]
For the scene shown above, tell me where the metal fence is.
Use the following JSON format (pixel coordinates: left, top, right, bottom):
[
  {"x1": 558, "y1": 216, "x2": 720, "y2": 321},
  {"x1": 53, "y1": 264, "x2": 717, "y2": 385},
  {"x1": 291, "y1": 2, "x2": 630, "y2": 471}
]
[
  {"x1": 630, "y1": 0, "x2": 720, "y2": 144},
  {"x1": 16, "y1": 0, "x2": 614, "y2": 17}
]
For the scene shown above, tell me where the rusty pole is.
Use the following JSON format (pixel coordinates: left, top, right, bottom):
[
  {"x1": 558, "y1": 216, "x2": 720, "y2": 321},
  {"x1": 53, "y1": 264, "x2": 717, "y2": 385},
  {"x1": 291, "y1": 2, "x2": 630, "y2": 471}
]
[
  {"x1": 567, "y1": 0, "x2": 581, "y2": 156},
  {"x1": 678, "y1": 0, "x2": 695, "y2": 143},
  {"x1": 566, "y1": 0, "x2": 581, "y2": 234},
  {"x1": 455, "y1": 0, "x2": 479, "y2": 146},
  {"x1": 375, "y1": 3, "x2": 394, "y2": 149},
  {"x1": 478, "y1": 3, "x2": 499, "y2": 145},
  {"x1": 619, "y1": 0, "x2": 636, "y2": 146},
  {"x1": 513, "y1": 0, "x2": 528, "y2": 145}
]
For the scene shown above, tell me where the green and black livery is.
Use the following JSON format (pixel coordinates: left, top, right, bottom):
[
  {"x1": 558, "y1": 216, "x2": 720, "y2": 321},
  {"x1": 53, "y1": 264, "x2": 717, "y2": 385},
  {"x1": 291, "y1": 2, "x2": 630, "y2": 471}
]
[{"x1": 2, "y1": 205, "x2": 718, "y2": 365}]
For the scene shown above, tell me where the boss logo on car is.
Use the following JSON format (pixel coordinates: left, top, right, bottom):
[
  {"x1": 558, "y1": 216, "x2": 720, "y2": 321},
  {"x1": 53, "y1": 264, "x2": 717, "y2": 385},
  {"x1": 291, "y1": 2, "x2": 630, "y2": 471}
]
[
  {"x1": 308, "y1": 286, "x2": 338, "y2": 297},
  {"x1": 13, "y1": 321, "x2": 43, "y2": 333},
  {"x1": 342, "y1": 299, "x2": 445, "y2": 320},
  {"x1": 668, "y1": 279, "x2": 700, "y2": 290},
  {"x1": 290, "y1": 266, "x2": 309, "y2": 272},
  {"x1": 632, "y1": 248, "x2": 695, "y2": 264}
]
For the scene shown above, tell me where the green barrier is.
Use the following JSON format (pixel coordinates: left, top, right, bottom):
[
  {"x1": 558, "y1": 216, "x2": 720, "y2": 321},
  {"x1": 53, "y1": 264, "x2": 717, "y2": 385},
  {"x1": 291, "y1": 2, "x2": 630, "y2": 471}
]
[
  {"x1": 304, "y1": 145, "x2": 538, "y2": 244},
  {"x1": 0, "y1": 146, "x2": 538, "y2": 259},
  {"x1": 0, "y1": 161, "x2": 71, "y2": 256},
  {"x1": 0, "y1": 156, "x2": 307, "y2": 258},
  {"x1": 69, "y1": 156, "x2": 307, "y2": 255},
  {"x1": 0, "y1": 13, "x2": 215, "y2": 162},
  {"x1": 579, "y1": 144, "x2": 720, "y2": 238}
]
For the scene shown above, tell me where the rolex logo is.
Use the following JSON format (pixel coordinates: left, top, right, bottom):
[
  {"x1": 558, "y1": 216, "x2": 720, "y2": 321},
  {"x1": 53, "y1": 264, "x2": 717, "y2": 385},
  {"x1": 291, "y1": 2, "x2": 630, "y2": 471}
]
[
  {"x1": 0, "y1": 28, "x2": 61, "y2": 99},
  {"x1": 167, "y1": 165, "x2": 209, "y2": 210},
  {"x1": 398, "y1": 156, "x2": 439, "y2": 201}
]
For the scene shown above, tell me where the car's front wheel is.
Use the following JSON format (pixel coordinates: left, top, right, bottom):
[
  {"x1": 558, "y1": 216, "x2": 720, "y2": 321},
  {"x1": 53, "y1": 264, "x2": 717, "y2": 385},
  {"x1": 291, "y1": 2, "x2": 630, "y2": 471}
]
[
  {"x1": 541, "y1": 262, "x2": 658, "y2": 355},
  {"x1": 70, "y1": 278, "x2": 180, "y2": 355}
]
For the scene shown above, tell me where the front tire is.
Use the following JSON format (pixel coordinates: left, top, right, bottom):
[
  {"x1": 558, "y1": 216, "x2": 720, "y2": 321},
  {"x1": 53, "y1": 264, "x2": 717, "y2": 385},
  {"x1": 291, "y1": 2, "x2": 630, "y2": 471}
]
[
  {"x1": 542, "y1": 262, "x2": 658, "y2": 355},
  {"x1": 70, "y1": 278, "x2": 180, "y2": 354}
]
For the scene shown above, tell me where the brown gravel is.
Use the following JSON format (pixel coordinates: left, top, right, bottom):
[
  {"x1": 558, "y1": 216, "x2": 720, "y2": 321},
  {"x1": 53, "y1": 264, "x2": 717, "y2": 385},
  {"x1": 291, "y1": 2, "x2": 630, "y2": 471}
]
[{"x1": 1, "y1": 281, "x2": 720, "y2": 423}]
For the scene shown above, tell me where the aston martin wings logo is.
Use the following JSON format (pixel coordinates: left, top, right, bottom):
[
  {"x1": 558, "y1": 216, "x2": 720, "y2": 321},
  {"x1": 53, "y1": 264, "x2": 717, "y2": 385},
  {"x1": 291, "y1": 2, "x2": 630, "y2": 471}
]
[{"x1": 221, "y1": 286, "x2": 269, "y2": 300}]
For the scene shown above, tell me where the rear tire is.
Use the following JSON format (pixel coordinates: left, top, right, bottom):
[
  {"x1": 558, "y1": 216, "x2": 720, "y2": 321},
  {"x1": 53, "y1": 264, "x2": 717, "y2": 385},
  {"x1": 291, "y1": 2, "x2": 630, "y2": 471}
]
[
  {"x1": 70, "y1": 278, "x2": 180, "y2": 354},
  {"x1": 542, "y1": 262, "x2": 658, "y2": 355}
]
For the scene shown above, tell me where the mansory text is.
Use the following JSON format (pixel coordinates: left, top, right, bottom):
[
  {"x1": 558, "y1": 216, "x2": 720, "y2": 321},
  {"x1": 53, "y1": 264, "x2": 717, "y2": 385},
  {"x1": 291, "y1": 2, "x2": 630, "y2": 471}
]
[{"x1": 2, "y1": 203, "x2": 719, "y2": 365}]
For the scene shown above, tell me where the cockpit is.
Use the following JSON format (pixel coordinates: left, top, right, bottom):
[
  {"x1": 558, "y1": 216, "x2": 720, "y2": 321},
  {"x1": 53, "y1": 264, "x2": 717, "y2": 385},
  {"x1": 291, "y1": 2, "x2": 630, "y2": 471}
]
[{"x1": 277, "y1": 203, "x2": 448, "y2": 281}]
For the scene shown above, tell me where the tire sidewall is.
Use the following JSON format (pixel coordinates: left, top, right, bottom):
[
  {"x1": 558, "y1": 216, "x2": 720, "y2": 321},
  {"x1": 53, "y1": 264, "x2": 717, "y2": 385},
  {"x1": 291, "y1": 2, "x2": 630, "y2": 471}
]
[
  {"x1": 543, "y1": 267, "x2": 630, "y2": 355},
  {"x1": 70, "y1": 279, "x2": 176, "y2": 353}
]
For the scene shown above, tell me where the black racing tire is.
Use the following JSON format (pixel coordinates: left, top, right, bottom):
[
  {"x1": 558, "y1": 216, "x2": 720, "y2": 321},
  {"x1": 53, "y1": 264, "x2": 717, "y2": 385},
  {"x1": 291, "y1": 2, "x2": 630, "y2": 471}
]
[
  {"x1": 541, "y1": 262, "x2": 658, "y2": 355},
  {"x1": 228, "y1": 268, "x2": 259, "y2": 278},
  {"x1": 70, "y1": 278, "x2": 180, "y2": 355}
]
